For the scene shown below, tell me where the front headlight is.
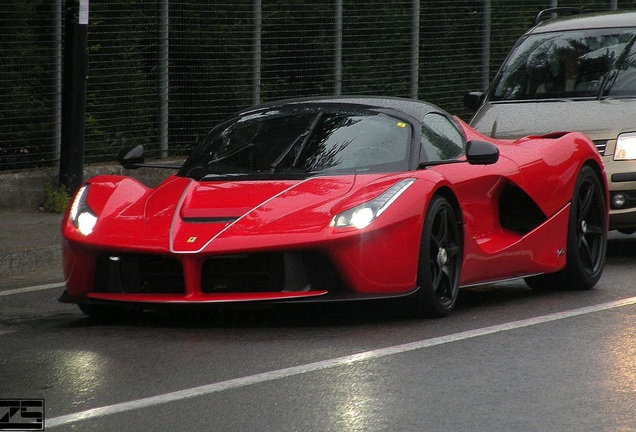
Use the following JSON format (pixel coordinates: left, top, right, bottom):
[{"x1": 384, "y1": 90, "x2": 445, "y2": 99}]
[
  {"x1": 331, "y1": 178, "x2": 415, "y2": 229},
  {"x1": 69, "y1": 184, "x2": 97, "y2": 236},
  {"x1": 614, "y1": 132, "x2": 636, "y2": 161}
]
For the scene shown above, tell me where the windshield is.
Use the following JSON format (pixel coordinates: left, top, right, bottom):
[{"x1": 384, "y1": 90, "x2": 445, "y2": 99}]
[
  {"x1": 179, "y1": 107, "x2": 412, "y2": 180},
  {"x1": 490, "y1": 28, "x2": 636, "y2": 101}
]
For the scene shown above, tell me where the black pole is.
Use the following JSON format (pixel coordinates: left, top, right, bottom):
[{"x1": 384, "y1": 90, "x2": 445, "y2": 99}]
[{"x1": 59, "y1": 0, "x2": 88, "y2": 194}]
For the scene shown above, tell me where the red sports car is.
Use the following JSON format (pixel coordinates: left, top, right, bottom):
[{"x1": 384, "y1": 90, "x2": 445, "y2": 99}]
[{"x1": 60, "y1": 96, "x2": 608, "y2": 318}]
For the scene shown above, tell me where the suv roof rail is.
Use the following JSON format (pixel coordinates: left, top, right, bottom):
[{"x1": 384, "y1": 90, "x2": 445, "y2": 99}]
[{"x1": 534, "y1": 7, "x2": 583, "y2": 25}]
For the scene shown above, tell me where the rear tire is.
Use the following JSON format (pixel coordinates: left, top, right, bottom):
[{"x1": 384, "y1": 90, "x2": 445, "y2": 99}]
[
  {"x1": 414, "y1": 195, "x2": 462, "y2": 317},
  {"x1": 525, "y1": 165, "x2": 606, "y2": 290}
]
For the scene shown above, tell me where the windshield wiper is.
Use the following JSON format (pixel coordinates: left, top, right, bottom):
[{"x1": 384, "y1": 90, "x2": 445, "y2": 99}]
[
  {"x1": 269, "y1": 134, "x2": 306, "y2": 172},
  {"x1": 201, "y1": 172, "x2": 251, "y2": 180},
  {"x1": 418, "y1": 160, "x2": 463, "y2": 169},
  {"x1": 291, "y1": 112, "x2": 323, "y2": 167},
  {"x1": 202, "y1": 172, "x2": 311, "y2": 181},
  {"x1": 601, "y1": 33, "x2": 636, "y2": 98},
  {"x1": 270, "y1": 112, "x2": 324, "y2": 172}
]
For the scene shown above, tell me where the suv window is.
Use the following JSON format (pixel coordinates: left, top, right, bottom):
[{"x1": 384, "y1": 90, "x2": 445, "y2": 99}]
[{"x1": 491, "y1": 28, "x2": 636, "y2": 101}]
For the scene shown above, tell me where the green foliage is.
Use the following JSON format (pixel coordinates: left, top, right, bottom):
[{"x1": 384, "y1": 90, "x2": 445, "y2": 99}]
[
  {"x1": 4, "y1": 0, "x2": 636, "y2": 171},
  {"x1": 84, "y1": 0, "x2": 160, "y2": 162},
  {"x1": 42, "y1": 184, "x2": 70, "y2": 214},
  {"x1": 168, "y1": 0, "x2": 254, "y2": 151},
  {"x1": 0, "y1": 0, "x2": 56, "y2": 170}
]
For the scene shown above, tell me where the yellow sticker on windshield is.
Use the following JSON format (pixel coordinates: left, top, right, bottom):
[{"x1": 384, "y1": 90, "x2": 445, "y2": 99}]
[{"x1": 397, "y1": 122, "x2": 407, "y2": 128}]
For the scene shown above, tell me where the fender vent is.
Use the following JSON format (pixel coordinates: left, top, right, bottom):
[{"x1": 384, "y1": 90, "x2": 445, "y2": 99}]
[{"x1": 499, "y1": 184, "x2": 547, "y2": 235}]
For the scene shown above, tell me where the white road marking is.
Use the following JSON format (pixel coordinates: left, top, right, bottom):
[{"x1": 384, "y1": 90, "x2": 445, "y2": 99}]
[
  {"x1": 0, "y1": 282, "x2": 65, "y2": 297},
  {"x1": 46, "y1": 295, "x2": 636, "y2": 429}
]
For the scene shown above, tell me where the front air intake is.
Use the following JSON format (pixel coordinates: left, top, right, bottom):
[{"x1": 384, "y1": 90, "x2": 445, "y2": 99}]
[{"x1": 94, "y1": 253, "x2": 185, "y2": 294}]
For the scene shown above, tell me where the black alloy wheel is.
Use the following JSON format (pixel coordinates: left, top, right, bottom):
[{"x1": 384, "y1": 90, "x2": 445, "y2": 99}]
[
  {"x1": 415, "y1": 195, "x2": 462, "y2": 317},
  {"x1": 525, "y1": 165, "x2": 607, "y2": 290}
]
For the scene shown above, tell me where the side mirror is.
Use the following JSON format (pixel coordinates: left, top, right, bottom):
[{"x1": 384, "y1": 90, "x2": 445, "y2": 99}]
[
  {"x1": 117, "y1": 145, "x2": 145, "y2": 169},
  {"x1": 466, "y1": 140, "x2": 499, "y2": 165},
  {"x1": 464, "y1": 91, "x2": 485, "y2": 112}
]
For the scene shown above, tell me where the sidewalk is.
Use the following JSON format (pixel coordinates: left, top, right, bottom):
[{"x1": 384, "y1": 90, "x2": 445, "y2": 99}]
[{"x1": 0, "y1": 212, "x2": 63, "y2": 277}]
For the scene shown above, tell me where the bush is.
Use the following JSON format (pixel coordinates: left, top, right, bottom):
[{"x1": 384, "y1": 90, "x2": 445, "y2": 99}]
[{"x1": 42, "y1": 184, "x2": 70, "y2": 214}]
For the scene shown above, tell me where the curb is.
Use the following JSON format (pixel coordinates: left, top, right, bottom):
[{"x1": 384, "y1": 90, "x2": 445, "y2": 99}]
[{"x1": 0, "y1": 247, "x2": 62, "y2": 276}]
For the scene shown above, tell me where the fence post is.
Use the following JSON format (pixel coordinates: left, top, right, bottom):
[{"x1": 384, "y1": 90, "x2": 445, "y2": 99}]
[
  {"x1": 252, "y1": 0, "x2": 262, "y2": 105},
  {"x1": 334, "y1": 0, "x2": 343, "y2": 95},
  {"x1": 59, "y1": 0, "x2": 88, "y2": 193},
  {"x1": 481, "y1": 0, "x2": 490, "y2": 93},
  {"x1": 54, "y1": 0, "x2": 63, "y2": 165},
  {"x1": 159, "y1": 0, "x2": 169, "y2": 158},
  {"x1": 410, "y1": 0, "x2": 420, "y2": 99}
]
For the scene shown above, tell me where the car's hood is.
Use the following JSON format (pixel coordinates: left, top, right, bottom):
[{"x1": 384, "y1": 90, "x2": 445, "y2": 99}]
[
  {"x1": 471, "y1": 98, "x2": 636, "y2": 145},
  {"x1": 170, "y1": 176, "x2": 357, "y2": 252},
  {"x1": 85, "y1": 175, "x2": 357, "y2": 253}
]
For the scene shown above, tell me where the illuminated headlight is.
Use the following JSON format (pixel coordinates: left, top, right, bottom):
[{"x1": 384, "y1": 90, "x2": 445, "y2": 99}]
[
  {"x1": 69, "y1": 184, "x2": 97, "y2": 236},
  {"x1": 614, "y1": 132, "x2": 636, "y2": 161},
  {"x1": 331, "y1": 179, "x2": 415, "y2": 229}
]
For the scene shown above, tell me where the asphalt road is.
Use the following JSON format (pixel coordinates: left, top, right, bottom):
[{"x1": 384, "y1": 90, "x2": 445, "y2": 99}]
[{"x1": 1, "y1": 233, "x2": 635, "y2": 432}]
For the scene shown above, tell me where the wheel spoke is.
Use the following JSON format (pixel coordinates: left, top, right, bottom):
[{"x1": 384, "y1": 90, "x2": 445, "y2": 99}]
[
  {"x1": 586, "y1": 224, "x2": 604, "y2": 236},
  {"x1": 435, "y1": 208, "x2": 459, "y2": 304},
  {"x1": 579, "y1": 235, "x2": 594, "y2": 269},
  {"x1": 578, "y1": 183, "x2": 594, "y2": 219},
  {"x1": 431, "y1": 256, "x2": 451, "y2": 301},
  {"x1": 433, "y1": 209, "x2": 449, "y2": 245},
  {"x1": 575, "y1": 179, "x2": 603, "y2": 271},
  {"x1": 436, "y1": 269, "x2": 451, "y2": 302},
  {"x1": 441, "y1": 261, "x2": 459, "y2": 302},
  {"x1": 446, "y1": 243, "x2": 460, "y2": 258},
  {"x1": 429, "y1": 260, "x2": 441, "y2": 288}
]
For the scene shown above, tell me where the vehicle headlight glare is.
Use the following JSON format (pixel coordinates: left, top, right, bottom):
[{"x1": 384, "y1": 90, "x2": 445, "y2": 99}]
[
  {"x1": 615, "y1": 132, "x2": 636, "y2": 161},
  {"x1": 69, "y1": 184, "x2": 97, "y2": 236},
  {"x1": 350, "y1": 207, "x2": 375, "y2": 229},
  {"x1": 69, "y1": 185, "x2": 88, "y2": 221},
  {"x1": 331, "y1": 178, "x2": 415, "y2": 229},
  {"x1": 77, "y1": 211, "x2": 97, "y2": 235}
]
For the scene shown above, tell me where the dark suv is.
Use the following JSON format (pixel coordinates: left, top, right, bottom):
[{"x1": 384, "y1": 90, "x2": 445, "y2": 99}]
[{"x1": 465, "y1": 9, "x2": 636, "y2": 233}]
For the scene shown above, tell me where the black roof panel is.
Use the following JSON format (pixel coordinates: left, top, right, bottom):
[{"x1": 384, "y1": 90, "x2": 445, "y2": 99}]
[
  {"x1": 530, "y1": 11, "x2": 636, "y2": 34},
  {"x1": 238, "y1": 96, "x2": 444, "y2": 121}
]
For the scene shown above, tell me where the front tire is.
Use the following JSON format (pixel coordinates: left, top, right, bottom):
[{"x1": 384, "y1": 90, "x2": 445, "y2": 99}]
[
  {"x1": 525, "y1": 165, "x2": 607, "y2": 290},
  {"x1": 414, "y1": 195, "x2": 462, "y2": 317}
]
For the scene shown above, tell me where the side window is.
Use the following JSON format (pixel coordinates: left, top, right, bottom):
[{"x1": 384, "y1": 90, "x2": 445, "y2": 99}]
[{"x1": 420, "y1": 113, "x2": 465, "y2": 163}]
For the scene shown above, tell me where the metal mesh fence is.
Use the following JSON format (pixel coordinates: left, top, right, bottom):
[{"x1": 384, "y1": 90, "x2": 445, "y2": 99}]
[
  {"x1": 2, "y1": 0, "x2": 636, "y2": 171},
  {"x1": 1, "y1": 0, "x2": 62, "y2": 170}
]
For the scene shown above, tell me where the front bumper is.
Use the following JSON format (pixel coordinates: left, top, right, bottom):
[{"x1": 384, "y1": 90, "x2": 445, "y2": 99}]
[
  {"x1": 603, "y1": 156, "x2": 636, "y2": 231},
  {"x1": 61, "y1": 244, "x2": 420, "y2": 306}
]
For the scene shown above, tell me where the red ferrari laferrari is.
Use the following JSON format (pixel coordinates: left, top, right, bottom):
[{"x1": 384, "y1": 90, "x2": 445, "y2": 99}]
[{"x1": 60, "y1": 96, "x2": 608, "y2": 318}]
